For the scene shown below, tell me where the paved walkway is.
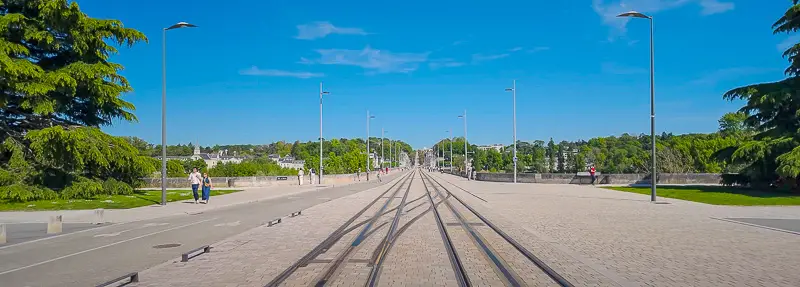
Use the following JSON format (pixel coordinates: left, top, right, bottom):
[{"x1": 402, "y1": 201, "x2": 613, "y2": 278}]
[
  {"x1": 117, "y1": 170, "x2": 800, "y2": 287},
  {"x1": 0, "y1": 177, "x2": 383, "y2": 224},
  {"x1": 431, "y1": 173, "x2": 800, "y2": 287}
]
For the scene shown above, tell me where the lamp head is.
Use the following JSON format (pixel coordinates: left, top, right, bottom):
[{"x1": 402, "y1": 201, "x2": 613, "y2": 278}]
[
  {"x1": 166, "y1": 22, "x2": 198, "y2": 30},
  {"x1": 616, "y1": 10, "x2": 650, "y2": 19}
]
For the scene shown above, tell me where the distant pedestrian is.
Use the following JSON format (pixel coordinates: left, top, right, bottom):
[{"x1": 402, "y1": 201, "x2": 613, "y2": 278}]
[
  {"x1": 188, "y1": 168, "x2": 202, "y2": 204},
  {"x1": 298, "y1": 169, "x2": 304, "y2": 185},
  {"x1": 590, "y1": 166, "x2": 597, "y2": 185},
  {"x1": 377, "y1": 169, "x2": 382, "y2": 182},
  {"x1": 201, "y1": 172, "x2": 212, "y2": 204},
  {"x1": 309, "y1": 168, "x2": 316, "y2": 185},
  {"x1": 357, "y1": 168, "x2": 362, "y2": 181}
]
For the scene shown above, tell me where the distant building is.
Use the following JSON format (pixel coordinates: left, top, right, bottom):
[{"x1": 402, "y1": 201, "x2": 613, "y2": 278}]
[
  {"x1": 477, "y1": 144, "x2": 504, "y2": 152},
  {"x1": 267, "y1": 154, "x2": 305, "y2": 170},
  {"x1": 154, "y1": 143, "x2": 243, "y2": 169}
]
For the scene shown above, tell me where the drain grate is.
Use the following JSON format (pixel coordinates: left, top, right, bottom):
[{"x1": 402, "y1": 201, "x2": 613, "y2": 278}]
[{"x1": 153, "y1": 243, "x2": 182, "y2": 249}]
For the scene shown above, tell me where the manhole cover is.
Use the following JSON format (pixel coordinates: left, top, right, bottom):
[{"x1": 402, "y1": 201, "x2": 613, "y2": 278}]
[{"x1": 153, "y1": 243, "x2": 182, "y2": 249}]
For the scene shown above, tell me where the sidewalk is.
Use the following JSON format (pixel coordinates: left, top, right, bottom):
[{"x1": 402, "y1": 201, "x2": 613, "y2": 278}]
[{"x1": 0, "y1": 175, "x2": 392, "y2": 224}]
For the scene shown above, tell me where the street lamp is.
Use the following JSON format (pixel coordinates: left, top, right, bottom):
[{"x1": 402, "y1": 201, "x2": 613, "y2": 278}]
[
  {"x1": 161, "y1": 21, "x2": 197, "y2": 206},
  {"x1": 617, "y1": 10, "x2": 657, "y2": 202},
  {"x1": 381, "y1": 128, "x2": 385, "y2": 170},
  {"x1": 319, "y1": 82, "x2": 330, "y2": 185},
  {"x1": 366, "y1": 111, "x2": 375, "y2": 180},
  {"x1": 458, "y1": 110, "x2": 468, "y2": 177},
  {"x1": 386, "y1": 131, "x2": 391, "y2": 170},
  {"x1": 505, "y1": 80, "x2": 517, "y2": 183},
  {"x1": 446, "y1": 130, "x2": 453, "y2": 172}
]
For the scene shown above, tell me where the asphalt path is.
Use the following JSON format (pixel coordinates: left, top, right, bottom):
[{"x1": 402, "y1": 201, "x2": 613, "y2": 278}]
[{"x1": 0, "y1": 172, "x2": 405, "y2": 287}]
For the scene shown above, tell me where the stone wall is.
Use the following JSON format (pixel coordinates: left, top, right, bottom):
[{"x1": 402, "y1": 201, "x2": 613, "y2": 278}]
[
  {"x1": 472, "y1": 172, "x2": 722, "y2": 185},
  {"x1": 142, "y1": 168, "x2": 405, "y2": 188}
]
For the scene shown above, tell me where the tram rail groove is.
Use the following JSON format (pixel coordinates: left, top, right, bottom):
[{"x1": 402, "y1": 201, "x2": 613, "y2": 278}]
[
  {"x1": 365, "y1": 169, "x2": 413, "y2": 286},
  {"x1": 312, "y1": 170, "x2": 416, "y2": 286},
  {"x1": 425, "y1": 171, "x2": 574, "y2": 287},
  {"x1": 264, "y1": 171, "x2": 415, "y2": 287},
  {"x1": 425, "y1": 172, "x2": 523, "y2": 286},
  {"x1": 421, "y1": 172, "x2": 471, "y2": 287}
]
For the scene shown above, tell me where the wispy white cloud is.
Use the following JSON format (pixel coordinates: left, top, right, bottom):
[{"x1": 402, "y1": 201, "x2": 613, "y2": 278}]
[
  {"x1": 777, "y1": 34, "x2": 800, "y2": 52},
  {"x1": 295, "y1": 21, "x2": 368, "y2": 40},
  {"x1": 509, "y1": 47, "x2": 523, "y2": 52},
  {"x1": 429, "y1": 59, "x2": 466, "y2": 69},
  {"x1": 698, "y1": 0, "x2": 734, "y2": 15},
  {"x1": 527, "y1": 46, "x2": 550, "y2": 53},
  {"x1": 302, "y1": 46, "x2": 429, "y2": 74},
  {"x1": 239, "y1": 66, "x2": 324, "y2": 79},
  {"x1": 592, "y1": 0, "x2": 733, "y2": 38},
  {"x1": 472, "y1": 53, "x2": 510, "y2": 63},
  {"x1": 601, "y1": 62, "x2": 647, "y2": 75},
  {"x1": 690, "y1": 67, "x2": 775, "y2": 85}
]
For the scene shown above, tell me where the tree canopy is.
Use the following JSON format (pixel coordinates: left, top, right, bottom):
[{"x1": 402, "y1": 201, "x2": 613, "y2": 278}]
[
  {"x1": 1, "y1": 0, "x2": 151, "y2": 201},
  {"x1": 716, "y1": 1, "x2": 800, "y2": 187}
]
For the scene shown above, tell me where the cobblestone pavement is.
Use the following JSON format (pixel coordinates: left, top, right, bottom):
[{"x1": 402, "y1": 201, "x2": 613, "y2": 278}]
[
  {"x1": 123, "y1": 169, "x2": 800, "y2": 287},
  {"x1": 429, "y1": 173, "x2": 800, "y2": 287}
]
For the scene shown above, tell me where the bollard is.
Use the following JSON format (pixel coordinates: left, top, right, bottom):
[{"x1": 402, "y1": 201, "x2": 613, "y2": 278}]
[
  {"x1": 93, "y1": 209, "x2": 105, "y2": 225},
  {"x1": 47, "y1": 215, "x2": 63, "y2": 234},
  {"x1": 0, "y1": 224, "x2": 6, "y2": 244}
]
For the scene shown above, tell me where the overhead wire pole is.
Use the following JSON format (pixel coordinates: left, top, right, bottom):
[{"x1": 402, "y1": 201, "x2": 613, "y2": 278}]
[
  {"x1": 381, "y1": 128, "x2": 385, "y2": 170},
  {"x1": 458, "y1": 110, "x2": 468, "y2": 177},
  {"x1": 319, "y1": 82, "x2": 330, "y2": 185},
  {"x1": 505, "y1": 80, "x2": 517, "y2": 183},
  {"x1": 161, "y1": 21, "x2": 197, "y2": 206},
  {"x1": 448, "y1": 129, "x2": 453, "y2": 172},
  {"x1": 366, "y1": 111, "x2": 375, "y2": 180},
  {"x1": 618, "y1": 10, "x2": 657, "y2": 202}
]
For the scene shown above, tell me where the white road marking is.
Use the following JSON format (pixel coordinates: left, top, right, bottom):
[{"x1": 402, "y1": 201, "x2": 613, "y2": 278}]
[
  {"x1": 318, "y1": 197, "x2": 331, "y2": 200},
  {"x1": 0, "y1": 218, "x2": 217, "y2": 275},
  {"x1": 213, "y1": 221, "x2": 241, "y2": 227},
  {"x1": 93, "y1": 230, "x2": 130, "y2": 238},
  {"x1": 142, "y1": 223, "x2": 169, "y2": 227},
  {"x1": 0, "y1": 222, "x2": 126, "y2": 251}
]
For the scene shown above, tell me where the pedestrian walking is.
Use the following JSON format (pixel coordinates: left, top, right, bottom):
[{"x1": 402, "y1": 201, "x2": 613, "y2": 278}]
[
  {"x1": 590, "y1": 165, "x2": 597, "y2": 185},
  {"x1": 357, "y1": 168, "x2": 362, "y2": 181},
  {"x1": 188, "y1": 168, "x2": 202, "y2": 204},
  {"x1": 298, "y1": 168, "x2": 304, "y2": 185},
  {"x1": 309, "y1": 168, "x2": 316, "y2": 185},
  {"x1": 201, "y1": 172, "x2": 212, "y2": 204}
]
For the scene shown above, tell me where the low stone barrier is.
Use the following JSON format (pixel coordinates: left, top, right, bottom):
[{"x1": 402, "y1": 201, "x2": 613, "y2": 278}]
[
  {"x1": 474, "y1": 172, "x2": 721, "y2": 185},
  {"x1": 140, "y1": 168, "x2": 406, "y2": 188}
]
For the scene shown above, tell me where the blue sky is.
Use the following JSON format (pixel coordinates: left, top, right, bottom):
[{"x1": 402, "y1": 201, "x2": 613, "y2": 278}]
[{"x1": 82, "y1": 0, "x2": 795, "y2": 149}]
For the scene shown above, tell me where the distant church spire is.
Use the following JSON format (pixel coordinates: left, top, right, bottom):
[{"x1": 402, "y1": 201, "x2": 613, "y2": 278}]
[{"x1": 193, "y1": 142, "x2": 200, "y2": 155}]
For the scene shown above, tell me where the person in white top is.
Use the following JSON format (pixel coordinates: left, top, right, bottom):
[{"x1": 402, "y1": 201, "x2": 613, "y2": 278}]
[
  {"x1": 298, "y1": 169, "x2": 304, "y2": 185},
  {"x1": 188, "y1": 168, "x2": 202, "y2": 204}
]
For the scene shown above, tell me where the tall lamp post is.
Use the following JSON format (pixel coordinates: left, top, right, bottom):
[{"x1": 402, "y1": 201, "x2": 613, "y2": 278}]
[
  {"x1": 446, "y1": 130, "x2": 453, "y2": 172},
  {"x1": 366, "y1": 111, "x2": 375, "y2": 180},
  {"x1": 386, "y1": 131, "x2": 391, "y2": 170},
  {"x1": 161, "y1": 21, "x2": 197, "y2": 206},
  {"x1": 319, "y1": 82, "x2": 330, "y2": 185},
  {"x1": 618, "y1": 10, "x2": 657, "y2": 202},
  {"x1": 458, "y1": 110, "x2": 468, "y2": 177},
  {"x1": 505, "y1": 80, "x2": 517, "y2": 183},
  {"x1": 381, "y1": 128, "x2": 385, "y2": 170}
]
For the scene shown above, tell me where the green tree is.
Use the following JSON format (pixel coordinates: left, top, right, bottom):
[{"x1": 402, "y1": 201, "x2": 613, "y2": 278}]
[
  {"x1": 716, "y1": 1, "x2": 800, "y2": 188},
  {"x1": 0, "y1": 0, "x2": 150, "y2": 200},
  {"x1": 546, "y1": 138, "x2": 556, "y2": 172}
]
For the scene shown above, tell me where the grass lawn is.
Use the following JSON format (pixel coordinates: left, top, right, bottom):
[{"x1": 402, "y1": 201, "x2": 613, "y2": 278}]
[
  {"x1": 605, "y1": 186, "x2": 800, "y2": 206},
  {"x1": 0, "y1": 189, "x2": 241, "y2": 211}
]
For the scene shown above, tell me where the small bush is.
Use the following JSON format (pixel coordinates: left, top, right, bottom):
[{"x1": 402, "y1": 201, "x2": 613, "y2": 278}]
[
  {"x1": 721, "y1": 173, "x2": 750, "y2": 187},
  {"x1": 34, "y1": 187, "x2": 59, "y2": 200},
  {"x1": 0, "y1": 168, "x2": 16, "y2": 185},
  {"x1": 0, "y1": 184, "x2": 37, "y2": 202},
  {"x1": 61, "y1": 178, "x2": 104, "y2": 199},
  {"x1": 103, "y1": 178, "x2": 134, "y2": 195}
]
